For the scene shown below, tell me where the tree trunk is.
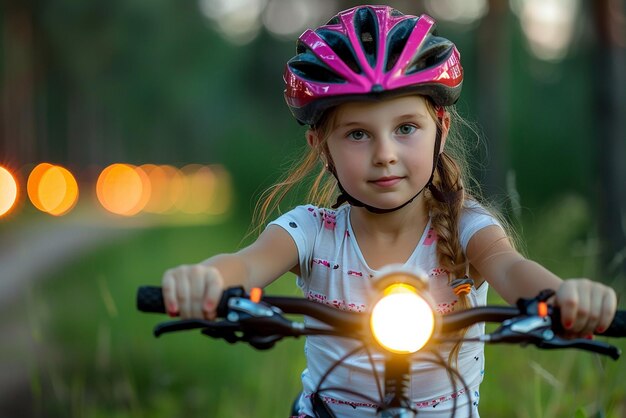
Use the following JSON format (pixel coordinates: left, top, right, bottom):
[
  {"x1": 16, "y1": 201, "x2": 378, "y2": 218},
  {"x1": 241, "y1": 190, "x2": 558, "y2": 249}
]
[
  {"x1": 592, "y1": 0, "x2": 626, "y2": 281},
  {"x1": 476, "y1": 0, "x2": 510, "y2": 203},
  {"x1": 0, "y1": 4, "x2": 37, "y2": 167}
]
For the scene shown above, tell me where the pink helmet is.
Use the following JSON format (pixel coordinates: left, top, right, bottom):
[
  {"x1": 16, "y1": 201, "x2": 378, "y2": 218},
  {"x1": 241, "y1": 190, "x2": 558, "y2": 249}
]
[{"x1": 284, "y1": 6, "x2": 463, "y2": 126}]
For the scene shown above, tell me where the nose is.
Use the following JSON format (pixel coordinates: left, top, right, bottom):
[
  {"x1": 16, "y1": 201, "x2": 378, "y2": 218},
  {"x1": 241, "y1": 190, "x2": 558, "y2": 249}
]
[{"x1": 372, "y1": 136, "x2": 398, "y2": 166}]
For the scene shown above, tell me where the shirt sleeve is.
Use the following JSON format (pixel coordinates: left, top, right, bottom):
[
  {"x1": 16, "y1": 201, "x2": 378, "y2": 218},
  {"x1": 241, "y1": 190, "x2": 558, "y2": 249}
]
[
  {"x1": 459, "y1": 200, "x2": 502, "y2": 251},
  {"x1": 267, "y1": 205, "x2": 320, "y2": 279}
]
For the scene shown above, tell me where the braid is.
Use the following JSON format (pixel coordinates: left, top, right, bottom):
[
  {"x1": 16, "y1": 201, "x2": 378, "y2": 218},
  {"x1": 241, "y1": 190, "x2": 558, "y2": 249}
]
[
  {"x1": 427, "y1": 151, "x2": 470, "y2": 367},
  {"x1": 429, "y1": 152, "x2": 468, "y2": 292}
]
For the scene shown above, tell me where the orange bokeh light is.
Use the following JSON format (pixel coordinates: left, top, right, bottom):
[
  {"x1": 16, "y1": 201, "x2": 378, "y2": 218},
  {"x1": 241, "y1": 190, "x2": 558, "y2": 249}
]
[
  {"x1": 207, "y1": 165, "x2": 232, "y2": 215},
  {"x1": 27, "y1": 163, "x2": 53, "y2": 212},
  {"x1": 27, "y1": 163, "x2": 79, "y2": 216},
  {"x1": 96, "y1": 164, "x2": 151, "y2": 216},
  {"x1": 162, "y1": 165, "x2": 187, "y2": 213},
  {"x1": 140, "y1": 164, "x2": 184, "y2": 214},
  {"x1": 8, "y1": 161, "x2": 231, "y2": 219},
  {"x1": 177, "y1": 164, "x2": 216, "y2": 214},
  {"x1": 39, "y1": 166, "x2": 79, "y2": 216},
  {"x1": 0, "y1": 166, "x2": 19, "y2": 217}
]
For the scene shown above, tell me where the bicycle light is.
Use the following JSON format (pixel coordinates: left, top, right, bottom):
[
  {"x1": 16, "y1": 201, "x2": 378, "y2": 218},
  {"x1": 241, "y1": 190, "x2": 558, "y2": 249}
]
[{"x1": 370, "y1": 267, "x2": 436, "y2": 354}]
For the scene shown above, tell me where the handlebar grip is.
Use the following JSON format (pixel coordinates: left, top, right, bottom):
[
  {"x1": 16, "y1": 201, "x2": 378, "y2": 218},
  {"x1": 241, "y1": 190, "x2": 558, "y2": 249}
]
[
  {"x1": 602, "y1": 310, "x2": 626, "y2": 337},
  {"x1": 137, "y1": 286, "x2": 166, "y2": 313},
  {"x1": 550, "y1": 308, "x2": 626, "y2": 338},
  {"x1": 136, "y1": 285, "x2": 244, "y2": 316}
]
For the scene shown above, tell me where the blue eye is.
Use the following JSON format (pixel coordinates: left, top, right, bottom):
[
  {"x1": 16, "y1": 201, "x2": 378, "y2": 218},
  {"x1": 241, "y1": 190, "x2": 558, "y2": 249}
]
[
  {"x1": 396, "y1": 124, "x2": 417, "y2": 135},
  {"x1": 348, "y1": 130, "x2": 367, "y2": 141}
]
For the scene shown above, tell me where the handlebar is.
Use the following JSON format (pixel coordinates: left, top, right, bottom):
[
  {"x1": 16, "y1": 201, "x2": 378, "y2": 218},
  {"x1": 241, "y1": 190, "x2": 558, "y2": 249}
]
[
  {"x1": 137, "y1": 284, "x2": 625, "y2": 418},
  {"x1": 136, "y1": 285, "x2": 626, "y2": 359}
]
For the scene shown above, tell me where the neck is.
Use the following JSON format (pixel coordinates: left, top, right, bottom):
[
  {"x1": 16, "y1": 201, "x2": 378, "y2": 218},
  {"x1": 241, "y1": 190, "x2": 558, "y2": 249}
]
[{"x1": 349, "y1": 197, "x2": 428, "y2": 238}]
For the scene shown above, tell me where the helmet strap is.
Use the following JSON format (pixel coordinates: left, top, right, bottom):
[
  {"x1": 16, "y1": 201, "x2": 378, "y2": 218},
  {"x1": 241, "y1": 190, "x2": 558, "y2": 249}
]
[{"x1": 428, "y1": 109, "x2": 464, "y2": 204}]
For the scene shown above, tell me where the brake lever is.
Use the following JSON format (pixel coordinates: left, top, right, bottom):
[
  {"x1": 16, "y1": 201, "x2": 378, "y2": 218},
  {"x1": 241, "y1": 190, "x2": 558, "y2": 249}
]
[
  {"x1": 154, "y1": 319, "x2": 231, "y2": 337},
  {"x1": 154, "y1": 296, "x2": 308, "y2": 350},
  {"x1": 484, "y1": 315, "x2": 622, "y2": 360},
  {"x1": 484, "y1": 315, "x2": 553, "y2": 345},
  {"x1": 211, "y1": 298, "x2": 302, "y2": 349},
  {"x1": 535, "y1": 336, "x2": 621, "y2": 360}
]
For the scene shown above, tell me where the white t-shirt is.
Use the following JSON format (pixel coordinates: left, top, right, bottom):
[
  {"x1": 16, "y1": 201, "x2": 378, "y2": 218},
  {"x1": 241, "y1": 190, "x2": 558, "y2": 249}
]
[{"x1": 269, "y1": 201, "x2": 501, "y2": 417}]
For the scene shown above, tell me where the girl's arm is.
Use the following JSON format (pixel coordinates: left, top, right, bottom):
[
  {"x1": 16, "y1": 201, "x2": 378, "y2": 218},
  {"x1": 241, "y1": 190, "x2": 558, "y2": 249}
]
[
  {"x1": 467, "y1": 225, "x2": 617, "y2": 337},
  {"x1": 162, "y1": 225, "x2": 299, "y2": 320}
]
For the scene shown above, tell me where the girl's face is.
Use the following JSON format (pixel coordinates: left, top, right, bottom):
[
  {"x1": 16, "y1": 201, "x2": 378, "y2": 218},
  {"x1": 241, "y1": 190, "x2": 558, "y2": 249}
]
[{"x1": 319, "y1": 95, "x2": 445, "y2": 211}]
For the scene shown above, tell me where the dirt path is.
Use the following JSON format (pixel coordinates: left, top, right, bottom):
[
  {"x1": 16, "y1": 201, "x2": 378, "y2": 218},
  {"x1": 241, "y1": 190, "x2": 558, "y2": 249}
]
[{"x1": 0, "y1": 215, "x2": 139, "y2": 417}]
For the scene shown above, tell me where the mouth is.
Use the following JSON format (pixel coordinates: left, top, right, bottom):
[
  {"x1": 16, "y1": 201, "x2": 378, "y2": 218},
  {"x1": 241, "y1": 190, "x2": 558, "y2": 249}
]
[{"x1": 369, "y1": 176, "x2": 404, "y2": 187}]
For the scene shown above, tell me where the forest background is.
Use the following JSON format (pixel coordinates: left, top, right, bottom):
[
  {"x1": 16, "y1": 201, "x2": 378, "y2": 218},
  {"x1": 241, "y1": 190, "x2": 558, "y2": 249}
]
[{"x1": 0, "y1": 0, "x2": 625, "y2": 417}]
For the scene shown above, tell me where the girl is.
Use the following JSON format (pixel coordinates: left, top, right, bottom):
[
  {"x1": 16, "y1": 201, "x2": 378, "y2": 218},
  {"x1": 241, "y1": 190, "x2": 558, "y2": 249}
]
[{"x1": 161, "y1": 6, "x2": 617, "y2": 417}]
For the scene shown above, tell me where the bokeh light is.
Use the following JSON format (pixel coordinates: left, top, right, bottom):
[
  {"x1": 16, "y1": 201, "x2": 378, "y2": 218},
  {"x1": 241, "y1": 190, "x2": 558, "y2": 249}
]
[
  {"x1": 27, "y1": 163, "x2": 53, "y2": 212},
  {"x1": 13, "y1": 162, "x2": 232, "y2": 219},
  {"x1": 141, "y1": 164, "x2": 174, "y2": 214},
  {"x1": 510, "y1": 0, "x2": 580, "y2": 62},
  {"x1": 262, "y1": 0, "x2": 336, "y2": 39},
  {"x1": 177, "y1": 164, "x2": 215, "y2": 214},
  {"x1": 206, "y1": 165, "x2": 233, "y2": 215},
  {"x1": 96, "y1": 164, "x2": 151, "y2": 216},
  {"x1": 0, "y1": 166, "x2": 18, "y2": 217},
  {"x1": 27, "y1": 163, "x2": 79, "y2": 216},
  {"x1": 425, "y1": 0, "x2": 488, "y2": 25},
  {"x1": 198, "y1": 0, "x2": 337, "y2": 43},
  {"x1": 171, "y1": 164, "x2": 233, "y2": 216},
  {"x1": 38, "y1": 165, "x2": 79, "y2": 216},
  {"x1": 160, "y1": 165, "x2": 186, "y2": 214},
  {"x1": 198, "y1": 0, "x2": 267, "y2": 45}
]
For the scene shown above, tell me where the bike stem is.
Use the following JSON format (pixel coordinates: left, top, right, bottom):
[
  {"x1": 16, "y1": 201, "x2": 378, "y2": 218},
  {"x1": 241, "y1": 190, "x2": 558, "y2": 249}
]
[{"x1": 379, "y1": 354, "x2": 417, "y2": 418}]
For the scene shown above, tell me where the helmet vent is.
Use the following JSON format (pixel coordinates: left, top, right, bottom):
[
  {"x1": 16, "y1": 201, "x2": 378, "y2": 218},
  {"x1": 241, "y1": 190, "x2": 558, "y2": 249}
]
[
  {"x1": 296, "y1": 39, "x2": 307, "y2": 55},
  {"x1": 406, "y1": 37, "x2": 453, "y2": 75},
  {"x1": 289, "y1": 55, "x2": 345, "y2": 84},
  {"x1": 384, "y1": 17, "x2": 417, "y2": 72},
  {"x1": 317, "y1": 30, "x2": 362, "y2": 74},
  {"x1": 354, "y1": 7, "x2": 378, "y2": 68}
]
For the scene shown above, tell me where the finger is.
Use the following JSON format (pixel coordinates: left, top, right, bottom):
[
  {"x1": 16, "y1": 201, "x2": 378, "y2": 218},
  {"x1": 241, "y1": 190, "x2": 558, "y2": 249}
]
[
  {"x1": 579, "y1": 286, "x2": 604, "y2": 336},
  {"x1": 190, "y1": 270, "x2": 207, "y2": 319},
  {"x1": 203, "y1": 267, "x2": 224, "y2": 320},
  {"x1": 162, "y1": 270, "x2": 179, "y2": 316},
  {"x1": 571, "y1": 282, "x2": 591, "y2": 334},
  {"x1": 596, "y1": 287, "x2": 618, "y2": 334},
  {"x1": 176, "y1": 271, "x2": 191, "y2": 318},
  {"x1": 557, "y1": 282, "x2": 578, "y2": 332}
]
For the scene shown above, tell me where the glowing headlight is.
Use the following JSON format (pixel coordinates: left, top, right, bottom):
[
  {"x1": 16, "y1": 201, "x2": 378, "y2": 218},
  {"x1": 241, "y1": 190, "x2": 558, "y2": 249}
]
[{"x1": 370, "y1": 272, "x2": 435, "y2": 354}]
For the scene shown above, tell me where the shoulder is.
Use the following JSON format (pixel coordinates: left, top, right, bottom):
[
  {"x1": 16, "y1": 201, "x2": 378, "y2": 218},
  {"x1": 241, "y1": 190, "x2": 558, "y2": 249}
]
[
  {"x1": 458, "y1": 198, "x2": 502, "y2": 250},
  {"x1": 462, "y1": 198, "x2": 492, "y2": 213},
  {"x1": 269, "y1": 204, "x2": 349, "y2": 231},
  {"x1": 460, "y1": 198, "x2": 499, "y2": 223},
  {"x1": 286, "y1": 204, "x2": 322, "y2": 220},
  {"x1": 284, "y1": 204, "x2": 349, "y2": 226}
]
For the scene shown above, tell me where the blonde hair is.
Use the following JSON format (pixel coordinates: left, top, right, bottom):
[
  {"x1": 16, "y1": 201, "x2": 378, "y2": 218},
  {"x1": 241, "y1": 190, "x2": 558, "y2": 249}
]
[
  {"x1": 250, "y1": 110, "x2": 338, "y2": 234},
  {"x1": 251, "y1": 96, "x2": 515, "y2": 364}
]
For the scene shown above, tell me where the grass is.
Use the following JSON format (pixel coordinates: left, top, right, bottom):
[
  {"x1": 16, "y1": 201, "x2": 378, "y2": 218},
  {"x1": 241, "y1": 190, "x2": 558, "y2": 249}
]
[
  {"x1": 20, "y1": 219, "x2": 305, "y2": 418},
  {"x1": 15, "y1": 194, "x2": 626, "y2": 417}
]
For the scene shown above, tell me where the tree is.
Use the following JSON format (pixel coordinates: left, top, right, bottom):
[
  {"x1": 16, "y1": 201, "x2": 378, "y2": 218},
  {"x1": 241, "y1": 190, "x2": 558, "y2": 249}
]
[{"x1": 592, "y1": 0, "x2": 626, "y2": 281}]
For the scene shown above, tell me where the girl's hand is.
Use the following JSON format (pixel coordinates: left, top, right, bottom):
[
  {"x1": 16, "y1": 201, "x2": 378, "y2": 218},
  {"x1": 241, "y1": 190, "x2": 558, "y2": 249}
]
[
  {"x1": 161, "y1": 264, "x2": 224, "y2": 320},
  {"x1": 555, "y1": 279, "x2": 617, "y2": 338}
]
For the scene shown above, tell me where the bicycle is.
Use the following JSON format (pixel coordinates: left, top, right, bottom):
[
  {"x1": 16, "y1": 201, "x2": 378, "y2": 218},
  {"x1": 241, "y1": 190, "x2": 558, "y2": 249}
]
[{"x1": 136, "y1": 268, "x2": 626, "y2": 417}]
